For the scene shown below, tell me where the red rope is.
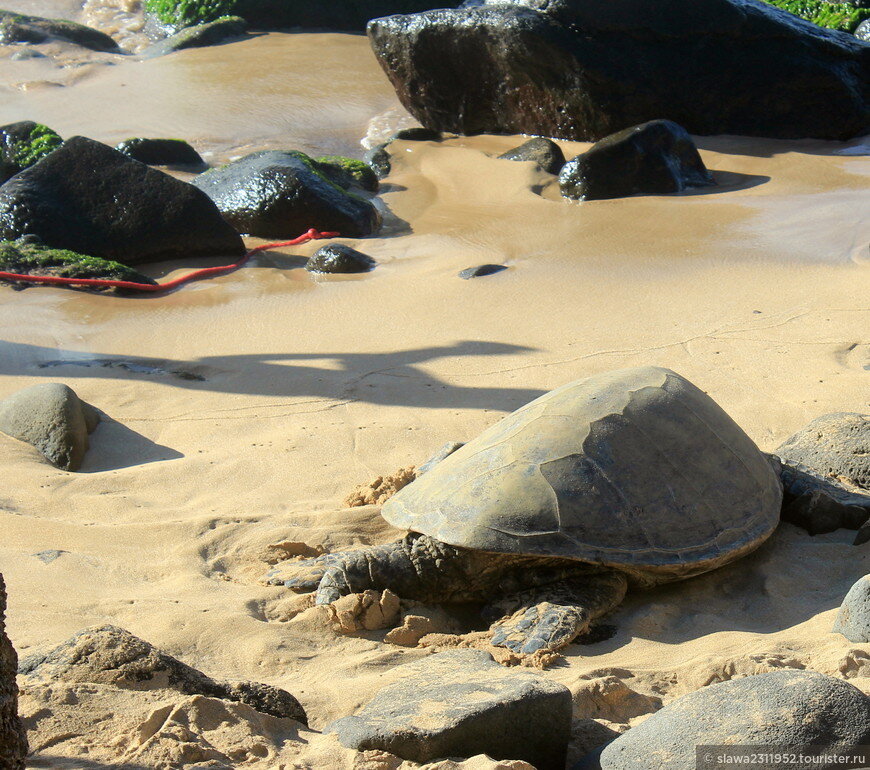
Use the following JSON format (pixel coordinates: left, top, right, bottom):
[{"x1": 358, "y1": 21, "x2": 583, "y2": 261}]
[{"x1": 0, "y1": 228, "x2": 339, "y2": 294}]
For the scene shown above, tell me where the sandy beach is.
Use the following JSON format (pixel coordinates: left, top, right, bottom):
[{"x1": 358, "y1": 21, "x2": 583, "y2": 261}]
[{"x1": 0, "y1": 15, "x2": 868, "y2": 770}]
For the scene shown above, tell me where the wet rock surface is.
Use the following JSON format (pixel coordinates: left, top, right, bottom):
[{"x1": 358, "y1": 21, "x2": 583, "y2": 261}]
[
  {"x1": 327, "y1": 649, "x2": 571, "y2": 768},
  {"x1": 0, "y1": 8, "x2": 119, "y2": 51},
  {"x1": 0, "y1": 136, "x2": 245, "y2": 265},
  {"x1": 19, "y1": 625, "x2": 308, "y2": 724},
  {"x1": 0, "y1": 574, "x2": 27, "y2": 770},
  {"x1": 141, "y1": 15, "x2": 249, "y2": 58},
  {"x1": 364, "y1": 143, "x2": 392, "y2": 178},
  {"x1": 114, "y1": 138, "x2": 205, "y2": 167},
  {"x1": 367, "y1": 0, "x2": 870, "y2": 141},
  {"x1": 559, "y1": 121, "x2": 715, "y2": 201},
  {"x1": 0, "y1": 383, "x2": 100, "y2": 471},
  {"x1": 307, "y1": 243, "x2": 376, "y2": 273},
  {"x1": 0, "y1": 121, "x2": 62, "y2": 185},
  {"x1": 192, "y1": 151, "x2": 381, "y2": 238},
  {"x1": 315, "y1": 155, "x2": 380, "y2": 192},
  {"x1": 498, "y1": 137, "x2": 565, "y2": 175},
  {"x1": 582, "y1": 670, "x2": 870, "y2": 770},
  {"x1": 834, "y1": 575, "x2": 870, "y2": 643},
  {"x1": 459, "y1": 263, "x2": 508, "y2": 278},
  {"x1": 776, "y1": 413, "x2": 870, "y2": 539}
]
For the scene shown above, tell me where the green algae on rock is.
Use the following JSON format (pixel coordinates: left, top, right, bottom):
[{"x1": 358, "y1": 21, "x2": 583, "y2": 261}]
[
  {"x1": 315, "y1": 156, "x2": 379, "y2": 192},
  {"x1": 762, "y1": 0, "x2": 869, "y2": 32},
  {"x1": 0, "y1": 240, "x2": 156, "y2": 290},
  {"x1": 140, "y1": 15, "x2": 248, "y2": 57},
  {"x1": 0, "y1": 122, "x2": 62, "y2": 184}
]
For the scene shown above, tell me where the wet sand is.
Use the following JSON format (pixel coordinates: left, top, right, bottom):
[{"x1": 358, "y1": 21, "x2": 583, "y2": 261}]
[{"x1": 0, "y1": 25, "x2": 867, "y2": 770}]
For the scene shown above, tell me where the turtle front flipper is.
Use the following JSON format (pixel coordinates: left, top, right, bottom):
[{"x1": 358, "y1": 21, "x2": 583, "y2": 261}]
[{"x1": 489, "y1": 571, "x2": 628, "y2": 656}]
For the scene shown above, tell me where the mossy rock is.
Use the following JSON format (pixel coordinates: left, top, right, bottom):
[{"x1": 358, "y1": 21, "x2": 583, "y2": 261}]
[
  {"x1": 140, "y1": 14, "x2": 248, "y2": 57},
  {"x1": 0, "y1": 239, "x2": 156, "y2": 292},
  {"x1": 0, "y1": 122, "x2": 62, "y2": 184},
  {"x1": 315, "y1": 156, "x2": 379, "y2": 192},
  {"x1": 0, "y1": 9, "x2": 119, "y2": 50},
  {"x1": 762, "y1": 0, "x2": 870, "y2": 32}
]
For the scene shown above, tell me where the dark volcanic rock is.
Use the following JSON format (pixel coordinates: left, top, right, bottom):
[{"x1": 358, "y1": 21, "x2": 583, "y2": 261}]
[
  {"x1": 192, "y1": 151, "x2": 381, "y2": 238},
  {"x1": 559, "y1": 120, "x2": 714, "y2": 201},
  {"x1": 0, "y1": 136, "x2": 244, "y2": 265},
  {"x1": 367, "y1": 1, "x2": 870, "y2": 141},
  {"x1": 0, "y1": 121, "x2": 62, "y2": 184},
  {"x1": 834, "y1": 575, "x2": 870, "y2": 643},
  {"x1": 115, "y1": 137, "x2": 205, "y2": 167},
  {"x1": 307, "y1": 243, "x2": 376, "y2": 273},
  {"x1": 140, "y1": 15, "x2": 248, "y2": 58},
  {"x1": 364, "y1": 143, "x2": 392, "y2": 178},
  {"x1": 327, "y1": 650, "x2": 571, "y2": 769},
  {"x1": 458, "y1": 263, "x2": 508, "y2": 278},
  {"x1": 19, "y1": 625, "x2": 308, "y2": 724},
  {"x1": 315, "y1": 155, "x2": 380, "y2": 192},
  {"x1": 391, "y1": 127, "x2": 443, "y2": 141},
  {"x1": 585, "y1": 670, "x2": 870, "y2": 770},
  {"x1": 498, "y1": 136, "x2": 565, "y2": 175},
  {"x1": 776, "y1": 413, "x2": 870, "y2": 540},
  {"x1": 0, "y1": 574, "x2": 27, "y2": 770},
  {"x1": 0, "y1": 9, "x2": 118, "y2": 51},
  {"x1": 0, "y1": 383, "x2": 100, "y2": 471}
]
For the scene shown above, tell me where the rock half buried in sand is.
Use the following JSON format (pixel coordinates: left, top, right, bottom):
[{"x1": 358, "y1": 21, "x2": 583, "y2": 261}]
[
  {"x1": 459, "y1": 263, "x2": 508, "y2": 279},
  {"x1": 315, "y1": 155, "x2": 380, "y2": 193},
  {"x1": 0, "y1": 383, "x2": 99, "y2": 471},
  {"x1": 327, "y1": 649, "x2": 571, "y2": 768},
  {"x1": 498, "y1": 137, "x2": 565, "y2": 175},
  {"x1": 834, "y1": 575, "x2": 870, "y2": 643},
  {"x1": 559, "y1": 121, "x2": 714, "y2": 201},
  {"x1": 307, "y1": 243, "x2": 376, "y2": 273},
  {"x1": 0, "y1": 574, "x2": 28, "y2": 770},
  {"x1": 140, "y1": 15, "x2": 249, "y2": 58},
  {"x1": 192, "y1": 151, "x2": 381, "y2": 238},
  {"x1": 0, "y1": 9, "x2": 119, "y2": 51},
  {"x1": 0, "y1": 121, "x2": 62, "y2": 185},
  {"x1": 367, "y1": 1, "x2": 870, "y2": 141},
  {"x1": 115, "y1": 137, "x2": 205, "y2": 167},
  {"x1": 0, "y1": 136, "x2": 245, "y2": 265},
  {"x1": 580, "y1": 670, "x2": 870, "y2": 770},
  {"x1": 776, "y1": 413, "x2": 870, "y2": 539},
  {"x1": 364, "y1": 143, "x2": 392, "y2": 179},
  {"x1": 19, "y1": 625, "x2": 307, "y2": 725}
]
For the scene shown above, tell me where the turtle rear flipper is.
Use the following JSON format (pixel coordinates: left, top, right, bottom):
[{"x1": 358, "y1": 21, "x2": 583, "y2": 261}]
[{"x1": 489, "y1": 571, "x2": 628, "y2": 656}]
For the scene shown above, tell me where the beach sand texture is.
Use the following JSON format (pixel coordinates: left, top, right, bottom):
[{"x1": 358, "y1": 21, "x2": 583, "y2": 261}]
[{"x1": 0, "y1": 23, "x2": 867, "y2": 770}]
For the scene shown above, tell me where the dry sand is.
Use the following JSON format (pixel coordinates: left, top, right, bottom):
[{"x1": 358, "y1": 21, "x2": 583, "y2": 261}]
[{"x1": 0, "y1": 27, "x2": 867, "y2": 770}]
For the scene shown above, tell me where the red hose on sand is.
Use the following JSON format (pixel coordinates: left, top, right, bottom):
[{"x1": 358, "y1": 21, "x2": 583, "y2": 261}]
[{"x1": 0, "y1": 228, "x2": 339, "y2": 294}]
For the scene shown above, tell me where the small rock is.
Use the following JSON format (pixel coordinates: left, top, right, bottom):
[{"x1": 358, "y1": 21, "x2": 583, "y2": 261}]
[
  {"x1": 390, "y1": 127, "x2": 442, "y2": 141},
  {"x1": 0, "y1": 136, "x2": 245, "y2": 265},
  {"x1": 307, "y1": 243, "x2": 376, "y2": 274},
  {"x1": 0, "y1": 9, "x2": 118, "y2": 51},
  {"x1": 416, "y1": 440, "x2": 465, "y2": 475},
  {"x1": 0, "y1": 383, "x2": 99, "y2": 470},
  {"x1": 115, "y1": 138, "x2": 205, "y2": 167},
  {"x1": 192, "y1": 151, "x2": 381, "y2": 238},
  {"x1": 834, "y1": 575, "x2": 870, "y2": 643},
  {"x1": 459, "y1": 264, "x2": 507, "y2": 279},
  {"x1": 327, "y1": 649, "x2": 571, "y2": 768},
  {"x1": 140, "y1": 15, "x2": 248, "y2": 58},
  {"x1": 364, "y1": 144, "x2": 392, "y2": 178},
  {"x1": 776, "y1": 413, "x2": 870, "y2": 540},
  {"x1": 0, "y1": 121, "x2": 62, "y2": 184},
  {"x1": 856, "y1": 19, "x2": 870, "y2": 41},
  {"x1": 583, "y1": 670, "x2": 870, "y2": 770},
  {"x1": 19, "y1": 625, "x2": 307, "y2": 724},
  {"x1": 315, "y1": 155, "x2": 380, "y2": 192},
  {"x1": 498, "y1": 137, "x2": 565, "y2": 175},
  {"x1": 0, "y1": 574, "x2": 28, "y2": 770},
  {"x1": 559, "y1": 120, "x2": 714, "y2": 201}
]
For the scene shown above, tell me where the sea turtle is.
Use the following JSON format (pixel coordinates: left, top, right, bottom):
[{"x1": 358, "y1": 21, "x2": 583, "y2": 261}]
[{"x1": 267, "y1": 366, "x2": 783, "y2": 655}]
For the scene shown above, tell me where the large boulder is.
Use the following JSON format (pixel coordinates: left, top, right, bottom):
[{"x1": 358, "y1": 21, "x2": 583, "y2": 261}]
[
  {"x1": 327, "y1": 649, "x2": 571, "y2": 768},
  {"x1": 834, "y1": 575, "x2": 870, "y2": 643},
  {"x1": 20, "y1": 625, "x2": 308, "y2": 724},
  {"x1": 0, "y1": 575, "x2": 27, "y2": 770},
  {"x1": 192, "y1": 151, "x2": 381, "y2": 238},
  {"x1": 559, "y1": 120, "x2": 715, "y2": 200},
  {"x1": 0, "y1": 383, "x2": 100, "y2": 471},
  {"x1": 580, "y1": 670, "x2": 870, "y2": 770},
  {"x1": 367, "y1": 0, "x2": 870, "y2": 141},
  {"x1": 0, "y1": 137, "x2": 245, "y2": 265},
  {"x1": 776, "y1": 413, "x2": 870, "y2": 539}
]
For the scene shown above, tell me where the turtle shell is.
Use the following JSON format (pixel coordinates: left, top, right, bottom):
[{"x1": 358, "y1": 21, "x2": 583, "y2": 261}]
[{"x1": 381, "y1": 367, "x2": 782, "y2": 577}]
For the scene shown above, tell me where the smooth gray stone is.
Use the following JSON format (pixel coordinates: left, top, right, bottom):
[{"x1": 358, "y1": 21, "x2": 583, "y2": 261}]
[
  {"x1": 834, "y1": 575, "x2": 870, "y2": 642},
  {"x1": 327, "y1": 649, "x2": 571, "y2": 769},
  {"x1": 498, "y1": 136, "x2": 565, "y2": 175},
  {"x1": 458, "y1": 263, "x2": 507, "y2": 278},
  {"x1": 588, "y1": 670, "x2": 870, "y2": 770},
  {"x1": 0, "y1": 383, "x2": 99, "y2": 470}
]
